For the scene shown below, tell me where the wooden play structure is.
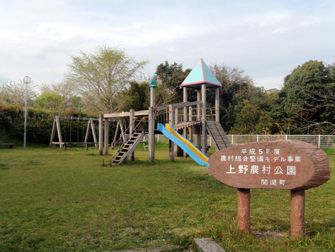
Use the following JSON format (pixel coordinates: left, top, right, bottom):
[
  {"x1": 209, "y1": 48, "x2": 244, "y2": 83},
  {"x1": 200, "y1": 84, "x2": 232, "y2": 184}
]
[
  {"x1": 101, "y1": 59, "x2": 231, "y2": 166},
  {"x1": 50, "y1": 116, "x2": 125, "y2": 150}
]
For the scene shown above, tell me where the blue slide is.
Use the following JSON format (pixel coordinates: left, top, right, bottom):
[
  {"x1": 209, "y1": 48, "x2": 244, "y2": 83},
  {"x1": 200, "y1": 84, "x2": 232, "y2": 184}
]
[{"x1": 157, "y1": 123, "x2": 209, "y2": 167}]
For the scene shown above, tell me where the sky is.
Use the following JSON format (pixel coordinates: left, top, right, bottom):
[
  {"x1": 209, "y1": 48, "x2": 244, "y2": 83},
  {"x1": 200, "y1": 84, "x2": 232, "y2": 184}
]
[{"x1": 1, "y1": 0, "x2": 334, "y2": 91}]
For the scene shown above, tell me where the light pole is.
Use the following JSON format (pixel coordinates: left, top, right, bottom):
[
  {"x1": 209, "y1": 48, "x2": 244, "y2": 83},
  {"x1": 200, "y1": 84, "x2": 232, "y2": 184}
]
[{"x1": 23, "y1": 76, "x2": 31, "y2": 148}]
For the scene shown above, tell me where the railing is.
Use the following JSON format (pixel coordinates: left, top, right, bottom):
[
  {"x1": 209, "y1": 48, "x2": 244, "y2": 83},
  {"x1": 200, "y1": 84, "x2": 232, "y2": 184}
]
[
  {"x1": 102, "y1": 116, "x2": 148, "y2": 166},
  {"x1": 227, "y1": 135, "x2": 335, "y2": 148}
]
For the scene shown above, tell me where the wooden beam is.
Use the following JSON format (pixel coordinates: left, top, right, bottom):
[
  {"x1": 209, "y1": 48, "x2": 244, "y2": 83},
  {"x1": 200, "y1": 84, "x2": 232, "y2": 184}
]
[
  {"x1": 57, "y1": 116, "x2": 99, "y2": 121},
  {"x1": 103, "y1": 110, "x2": 149, "y2": 118},
  {"x1": 119, "y1": 119, "x2": 126, "y2": 142},
  {"x1": 104, "y1": 119, "x2": 109, "y2": 155},
  {"x1": 55, "y1": 116, "x2": 63, "y2": 149},
  {"x1": 197, "y1": 90, "x2": 201, "y2": 150},
  {"x1": 156, "y1": 105, "x2": 167, "y2": 111},
  {"x1": 202, "y1": 84, "x2": 207, "y2": 154},
  {"x1": 215, "y1": 87, "x2": 220, "y2": 122},
  {"x1": 183, "y1": 87, "x2": 188, "y2": 158},
  {"x1": 149, "y1": 106, "x2": 155, "y2": 163},
  {"x1": 172, "y1": 101, "x2": 202, "y2": 109},
  {"x1": 84, "y1": 121, "x2": 90, "y2": 150},
  {"x1": 90, "y1": 119, "x2": 98, "y2": 148},
  {"x1": 130, "y1": 109, "x2": 135, "y2": 161},
  {"x1": 169, "y1": 104, "x2": 174, "y2": 161},
  {"x1": 49, "y1": 118, "x2": 56, "y2": 147},
  {"x1": 99, "y1": 114, "x2": 103, "y2": 155}
]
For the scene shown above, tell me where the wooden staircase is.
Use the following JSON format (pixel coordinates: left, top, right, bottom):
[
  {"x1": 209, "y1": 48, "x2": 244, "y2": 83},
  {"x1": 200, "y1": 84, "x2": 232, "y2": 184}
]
[
  {"x1": 206, "y1": 121, "x2": 231, "y2": 150},
  {"x1": 110, "y1": 130, "x2": 145, "y2": 165}
]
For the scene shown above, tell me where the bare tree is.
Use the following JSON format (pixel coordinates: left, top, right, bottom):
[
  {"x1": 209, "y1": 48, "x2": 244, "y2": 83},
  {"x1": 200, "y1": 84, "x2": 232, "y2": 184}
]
[
  {"x1": 66, "y1": 46, "x2": 148, "y2": 114},
  {"x1": 0, "y1": 80, "x2": 36, "y2": 105}
]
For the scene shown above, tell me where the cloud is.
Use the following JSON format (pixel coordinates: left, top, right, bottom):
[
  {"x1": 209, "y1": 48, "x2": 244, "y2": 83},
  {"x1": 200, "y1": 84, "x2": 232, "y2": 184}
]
[{"x1": 0, "y1": 0, "x2": 335, "y2": 89}]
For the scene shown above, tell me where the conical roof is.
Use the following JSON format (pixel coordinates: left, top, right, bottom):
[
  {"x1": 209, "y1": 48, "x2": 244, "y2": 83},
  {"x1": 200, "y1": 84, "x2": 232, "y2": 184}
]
[{"x1": 181, "y1": 58, "x2": 221, "y2": 89}]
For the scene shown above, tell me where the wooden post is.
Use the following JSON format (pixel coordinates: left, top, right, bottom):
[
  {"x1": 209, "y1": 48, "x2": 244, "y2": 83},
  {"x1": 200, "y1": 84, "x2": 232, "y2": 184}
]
[
  {"x1": 174, "y1": 108, "x2": 180, "y2": 156},
  {"x1": 55, "y1": 116, "x2": 63, "y2": 149},
  {"x1": 90, "y1": 119, "x2": 98, "y2": 148},
  {"x1": 84, "y1": 121, "x2": 90, "y2": 150},
  {"x1": 189, "y1": 126, "x2": 194, "y2": 144},
  {"x1": 99, "y1": 114, "x2": 103, "y2": 155},
  {"x1": 237, "y1": 188, "x2": 251, "y2": 233},
  {"x1": 104, "y1": 119, "x2": 109, "y2": 154},
  {"x1": 130, "y1": 109, "x2": 135, "y2": 161},
  {"x1": 49, "y1": 118, "x2": 56, "y2": 147},
  {"x1": 112, "y1": 121, "x2": 120, "y2": 147},
  {"x1": 291, "y1": 190, "x2": 305, "y2": 238},
  {"x1": 201, "y1": 84, "x2": 207, "y2": 154},
  {"x1": 183, "y1": 87, "x2": 188, "y2": 158},
  {"x1": 189, "y1": 106, "x2": 192, "y2": 122},
  {"x1": 197, "y1": 90, "x2": 201, "y2": 150},
  {"x1": 189, "y1": 106, "x2": 193, "y2": 144},
  {"x1": 169, "y1": 104, "x2": 174, "y2": 161},
  {"x1": 119, "y1": 119, "x2": 126, "y2": 143},
  {"x1": 215, "y1": 87, "x2": 220, "y2": 122},
  {"x1": 175, "y1": 108, "x2": 178, "y2": 124},
  {"x1": 149, "y1": 87, "x2": 155, "y2": 163}
]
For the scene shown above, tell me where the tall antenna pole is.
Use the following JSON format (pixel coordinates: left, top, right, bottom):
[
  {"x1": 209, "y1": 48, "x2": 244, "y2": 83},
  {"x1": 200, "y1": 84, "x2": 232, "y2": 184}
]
[{"x1": 23, "y1": 76, "x2": 31, "y2": 148}]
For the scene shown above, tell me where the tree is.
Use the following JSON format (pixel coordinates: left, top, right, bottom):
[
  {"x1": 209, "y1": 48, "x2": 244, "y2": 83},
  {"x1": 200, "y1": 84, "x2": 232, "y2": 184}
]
[
  {"x1": 0, "y1": 80, "x2": 36, "y2": 106},
  {"x1": 38, "y1": 81, "x2": 80, "y2": 111},
  {"x1": 156, "y1": 61, "x2": 182, "y2": 87},
  {"x1": 35, "y1": 91, "x2": 64, "y2": 111},
  {"x1": 208, "y1": 64, "x2": 255, "y2": 131},
  {"x1": 66, "y1": 46, "x2": 148, "y2": 114},
  {"x1": 155, "y1": 61, "x2": 191, "y2": 105},
  {"x1": 118, "y1": 81, "x2": 149, "y2": 111},
  {"x1": 270, "y1": 60, "x2": 335, "y2": 134}
]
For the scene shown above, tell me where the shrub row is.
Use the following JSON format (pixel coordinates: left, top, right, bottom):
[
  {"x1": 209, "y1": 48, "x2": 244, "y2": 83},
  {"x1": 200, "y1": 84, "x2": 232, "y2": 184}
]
[{"x1": 0, "y1": 104, "x2": 95, "y2": 145}]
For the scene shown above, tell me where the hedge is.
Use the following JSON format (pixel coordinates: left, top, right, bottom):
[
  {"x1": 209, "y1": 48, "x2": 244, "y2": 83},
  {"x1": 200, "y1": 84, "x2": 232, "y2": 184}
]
[{"x1": 0, "y1": 104, "x2": 96, "y2": 145}]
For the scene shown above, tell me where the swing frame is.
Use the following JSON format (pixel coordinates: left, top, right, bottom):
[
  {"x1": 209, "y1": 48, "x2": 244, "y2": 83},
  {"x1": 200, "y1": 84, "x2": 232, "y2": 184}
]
[{"x1": 50, "y1": 116, "x2": 123, "y2": 150}]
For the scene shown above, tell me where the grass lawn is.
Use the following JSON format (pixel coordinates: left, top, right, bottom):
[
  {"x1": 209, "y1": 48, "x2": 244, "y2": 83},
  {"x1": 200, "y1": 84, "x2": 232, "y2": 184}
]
[{"x1": 0, "y1": 145, "x2": 334, "y2": 251}]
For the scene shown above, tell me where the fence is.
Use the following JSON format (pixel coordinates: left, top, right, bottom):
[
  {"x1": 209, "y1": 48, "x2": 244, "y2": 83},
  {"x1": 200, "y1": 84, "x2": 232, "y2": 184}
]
[
  {"x1": 148, "y1": 134, "x2": 335, "y2": 148},
  {"x1": 229, "y1": 135, "x2": 335, "y2": 148}
]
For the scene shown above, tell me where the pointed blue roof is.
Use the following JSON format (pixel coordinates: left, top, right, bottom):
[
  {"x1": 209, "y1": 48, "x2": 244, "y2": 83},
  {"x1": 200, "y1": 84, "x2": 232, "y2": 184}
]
[{"x1": 181, "y1": 59, "x2": 221, "y2": 89}]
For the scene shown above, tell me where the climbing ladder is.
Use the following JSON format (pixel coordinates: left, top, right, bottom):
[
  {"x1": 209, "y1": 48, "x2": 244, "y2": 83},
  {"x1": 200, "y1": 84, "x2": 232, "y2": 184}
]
[
  {"x1": 103, "y1": 116, "x2": 148, "y2": 166},
  {"x1": 206, "y1": 121, "x2": 231, "y2": 150},
  {"x1": 110, "y1": 130, "x2": 145, "y2": 165}
]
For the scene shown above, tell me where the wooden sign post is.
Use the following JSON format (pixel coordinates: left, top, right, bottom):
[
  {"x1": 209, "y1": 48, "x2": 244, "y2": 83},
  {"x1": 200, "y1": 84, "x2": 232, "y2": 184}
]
[{"x1": 208, "y1": 140, "x2": 330, "y2": 238}]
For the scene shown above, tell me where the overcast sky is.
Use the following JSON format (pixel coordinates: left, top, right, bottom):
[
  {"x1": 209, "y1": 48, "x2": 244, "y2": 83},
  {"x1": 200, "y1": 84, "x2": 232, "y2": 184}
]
[{"x1": 1, "y1": 0, "x2": 334, "y2": 91}]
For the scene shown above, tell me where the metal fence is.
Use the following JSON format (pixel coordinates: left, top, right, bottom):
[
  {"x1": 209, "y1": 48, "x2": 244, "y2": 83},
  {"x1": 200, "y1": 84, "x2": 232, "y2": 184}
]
[
  {"x1": 228, "y1": 135, "x2": 335, "y2": 148},
  {"x1": 150, "y1": 134, "x2": 335, "y2": 148}
]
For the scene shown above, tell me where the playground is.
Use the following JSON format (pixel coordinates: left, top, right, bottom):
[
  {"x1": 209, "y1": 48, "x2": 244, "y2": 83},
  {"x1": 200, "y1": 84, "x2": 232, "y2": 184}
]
[
  {"x1": 1, "y1": 59, "x2": 335, "y2": 251},
  {"x1": 0, "y1": 147, "x2": 335, "y2": 251},
  {"x1": 50, "y1": 59, "x2": 231, "y2": 168}
]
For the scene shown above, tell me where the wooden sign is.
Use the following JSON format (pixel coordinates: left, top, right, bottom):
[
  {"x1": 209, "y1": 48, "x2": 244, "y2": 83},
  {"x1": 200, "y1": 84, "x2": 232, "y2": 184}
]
[
  {"x1": 208, "y1": 140, "x2": 330, "y2": 190},
  {"x1": 208, "y1": 140, "x2": 330, "y2": 238}
]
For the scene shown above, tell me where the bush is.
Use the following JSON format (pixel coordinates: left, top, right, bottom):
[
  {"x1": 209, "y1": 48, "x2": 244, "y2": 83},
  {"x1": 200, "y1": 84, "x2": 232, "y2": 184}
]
[{"x1": 0, "y1": 104, "x2": 95, "y2": 145}]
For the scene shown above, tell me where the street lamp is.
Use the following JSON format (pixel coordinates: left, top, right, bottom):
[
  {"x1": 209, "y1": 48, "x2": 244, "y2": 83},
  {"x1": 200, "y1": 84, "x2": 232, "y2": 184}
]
[{"x1": 23, "y1": 76, "x2": 31, "y2": 148}]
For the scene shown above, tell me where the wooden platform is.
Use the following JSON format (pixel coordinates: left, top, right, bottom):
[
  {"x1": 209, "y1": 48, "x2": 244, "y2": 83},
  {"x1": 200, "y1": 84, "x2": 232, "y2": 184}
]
[
  {"x1": 0, "y1": 143, "x2": 16, "y2": 149},
  {"x1": 173, "y1": 121, "x2": 202, "y2": 130}
]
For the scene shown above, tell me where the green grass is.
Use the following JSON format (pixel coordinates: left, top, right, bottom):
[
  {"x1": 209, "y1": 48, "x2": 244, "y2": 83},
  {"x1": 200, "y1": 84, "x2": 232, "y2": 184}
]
[
  {"x1": 322, "y1": 147, "x2": 335, "y2": 155},
  {"x1": 0, "y1": 146, "x2": 334, "y2": 251}
]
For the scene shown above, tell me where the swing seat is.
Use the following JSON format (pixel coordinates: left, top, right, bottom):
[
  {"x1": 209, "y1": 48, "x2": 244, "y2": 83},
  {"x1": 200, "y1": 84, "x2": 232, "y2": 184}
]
[{"x1": 52, "y1": 141, "x2": 98, "y2": 150}]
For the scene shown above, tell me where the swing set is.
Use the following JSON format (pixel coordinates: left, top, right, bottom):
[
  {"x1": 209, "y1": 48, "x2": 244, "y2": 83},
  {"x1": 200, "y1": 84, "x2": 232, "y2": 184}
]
[{"x1": 50, "y1": 116, "x2": 125, "y2": 150}]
